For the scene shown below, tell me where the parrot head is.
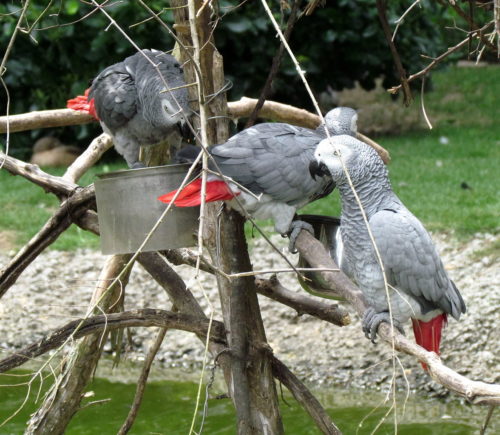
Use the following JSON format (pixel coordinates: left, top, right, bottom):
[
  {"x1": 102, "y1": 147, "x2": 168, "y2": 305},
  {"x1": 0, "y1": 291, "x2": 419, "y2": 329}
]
[
  {"x1": 323, "y1": 107, "x2": 358, "y2": 136},
  {"x1": 310, "y1": 136, "x2": 355, "y2": 183},
  {"x1": 310, "y1": 135, "x2": 386, "y2": 187}
]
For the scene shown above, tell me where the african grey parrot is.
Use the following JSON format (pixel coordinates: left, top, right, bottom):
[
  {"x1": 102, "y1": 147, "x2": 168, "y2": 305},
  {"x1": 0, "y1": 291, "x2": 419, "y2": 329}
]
[
  {"x1": 67, "y1": 49, "x2": 191, "y2": 168},
  {"x1": 309, "y1": 135, "x2": 466, "y2": 367},
  {"x1": 158, "y1": 107, "x2": 358, "y2": 252}
]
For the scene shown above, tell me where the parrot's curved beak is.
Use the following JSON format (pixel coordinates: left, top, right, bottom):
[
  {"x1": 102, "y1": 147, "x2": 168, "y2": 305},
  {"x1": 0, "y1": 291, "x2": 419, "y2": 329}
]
[{"x1": 309, "y1": 160, "x2": 329, "y2": 180}]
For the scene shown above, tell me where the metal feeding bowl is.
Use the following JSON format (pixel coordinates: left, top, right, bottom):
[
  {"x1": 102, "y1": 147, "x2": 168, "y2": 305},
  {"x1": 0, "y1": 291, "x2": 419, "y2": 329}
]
[
  {"x1": 296, "y1": 214, "x2": 345, "y2": 300},
  {"x1": 95, "y1": 164, "x2": 199, "y2": 255}
]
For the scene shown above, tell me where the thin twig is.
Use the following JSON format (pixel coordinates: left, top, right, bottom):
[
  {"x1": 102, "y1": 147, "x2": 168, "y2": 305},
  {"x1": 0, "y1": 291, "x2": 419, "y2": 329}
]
[
  {"x1": 245, "y1": 0, "x2": 302, "y2": 128},
  {"x1": 117, "y1": 328, "x2": 168, "y2": 435}
]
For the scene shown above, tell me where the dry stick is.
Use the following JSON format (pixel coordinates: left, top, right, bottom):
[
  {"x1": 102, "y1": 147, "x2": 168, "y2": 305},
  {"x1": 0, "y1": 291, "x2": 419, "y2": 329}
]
[
  {"x1": 0, "y1": 310, "x2": 225, "y2": 374},
  {"x1": 117, "y1": 327, "x2": 168, "y2": 435},
  {"x1": 63, "y1": 133, "x2": 113, "y2": 183},
  {"x1": 245, "y1": 0, "x2": 302, "y2": 128},
  {"x1": 376, "y1": 0, "x2": 412, "y2": 106},
  {"x1": 389, "y1": 21, "x2": 494, "y2": 94},
  {"x1": 437, "y1": 0, "x2": 497, "y2": 52},
  {"x1": 255, "y1": 277, "x2": 350, "y2": 326},
  {"x1": 0, "y1": 185, "x2": 95, "y2": 298},
  {"x1": 0, "y1": 109, "x2": 92, "y2": 133}
]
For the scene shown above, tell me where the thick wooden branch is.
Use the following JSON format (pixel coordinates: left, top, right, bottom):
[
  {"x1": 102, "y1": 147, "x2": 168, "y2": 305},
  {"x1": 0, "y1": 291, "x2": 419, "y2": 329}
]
[
  {"x1": 0, "y1": 185, "x2": 95, "y2": 298},
  {"x1": 0, "y1": 151, "x2": 78, "y2": 197},
  {"x1": 271, "y1": 356, "x2": 341, "y2": 435},
  {"x1": 0, "y1": 99, "x2": 390, "y2": 164},
  {"x1": 63, "y1": 133, "x2": 113, "y2": 183},
  {"x1": 0, "y1": 309, "x2": 226, "y2": 374},
  {"x1": 255, "y1": 276, "x2": 350, "y2": 327},
  {"x1": 0, "y1": 109, "x2": 93, "y2": 133},
  {"x1": 294, "y1": 230, "x2": 500, "y2": 405}
]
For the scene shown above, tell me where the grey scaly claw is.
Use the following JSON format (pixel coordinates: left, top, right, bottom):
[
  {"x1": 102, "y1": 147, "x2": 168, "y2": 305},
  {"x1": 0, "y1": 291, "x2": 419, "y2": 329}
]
[
  {"x1": 362, "y1": 308, "x2": 405, "y2": 344},
  {"x1": 287, "y1": 220, "x2": 315, "y2": 253}
]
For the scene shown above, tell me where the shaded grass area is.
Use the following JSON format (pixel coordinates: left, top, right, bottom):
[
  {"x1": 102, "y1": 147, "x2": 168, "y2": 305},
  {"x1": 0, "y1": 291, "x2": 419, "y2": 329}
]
[{"x1": 0, "y1": 162, "x2": 126, "y2": 252}]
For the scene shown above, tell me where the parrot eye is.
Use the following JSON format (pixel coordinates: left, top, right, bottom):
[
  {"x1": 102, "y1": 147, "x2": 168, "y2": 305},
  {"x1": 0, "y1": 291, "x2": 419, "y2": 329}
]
[{"x1": 333, "y1": 150, "x2": 340, "y2": 156}]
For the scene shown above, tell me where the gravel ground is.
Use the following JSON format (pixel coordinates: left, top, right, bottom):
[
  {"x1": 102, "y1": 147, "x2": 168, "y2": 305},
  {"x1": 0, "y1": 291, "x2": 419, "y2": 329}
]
[{"x1": 0, "y1": 232, "x2": 498, "y2": 398}]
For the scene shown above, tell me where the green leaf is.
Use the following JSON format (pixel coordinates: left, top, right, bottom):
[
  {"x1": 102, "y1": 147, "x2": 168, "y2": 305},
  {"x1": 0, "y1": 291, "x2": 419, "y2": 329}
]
[{"x1": 64, "y1": 0, "x2": 80, "y2": 15}]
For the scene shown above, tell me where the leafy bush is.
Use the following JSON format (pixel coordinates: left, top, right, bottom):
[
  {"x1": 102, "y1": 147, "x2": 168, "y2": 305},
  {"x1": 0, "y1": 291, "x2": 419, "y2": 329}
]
[{"x1": 1, "y1": 0, "x2": 452, "y2": 157}]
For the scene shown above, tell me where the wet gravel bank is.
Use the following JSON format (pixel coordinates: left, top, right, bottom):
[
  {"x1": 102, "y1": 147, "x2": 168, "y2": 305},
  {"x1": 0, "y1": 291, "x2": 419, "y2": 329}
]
[{"x1": 0, "y1": 232, "x2": 498, "y2": 398}]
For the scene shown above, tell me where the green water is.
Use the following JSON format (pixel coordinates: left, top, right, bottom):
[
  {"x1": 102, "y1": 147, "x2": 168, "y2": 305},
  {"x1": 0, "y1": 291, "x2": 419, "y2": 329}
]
[{"x1": 0, "y1": 368, "x2": 491, "y2": 434}]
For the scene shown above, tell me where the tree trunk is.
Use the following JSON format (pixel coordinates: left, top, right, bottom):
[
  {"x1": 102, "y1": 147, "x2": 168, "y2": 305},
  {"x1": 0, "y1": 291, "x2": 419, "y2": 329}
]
[
  {"x1": 171, "y1": 1, "x2": 284, "y2": 432},
  {"x1": 25, "y1": 254, "x2": 133, "y2": 435}
]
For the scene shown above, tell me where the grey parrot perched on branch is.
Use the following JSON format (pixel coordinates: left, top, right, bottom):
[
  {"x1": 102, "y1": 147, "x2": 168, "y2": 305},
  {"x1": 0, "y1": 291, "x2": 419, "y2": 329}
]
[
  {"x1": 158, "y1": 107, "x2": 358, "y2": 252},
  {"x1": 309, "y1": 135, "x2": 466, "y2": 368},
  {"x1": 67, "y1": 49, "x2": 191, "y2": 168}
]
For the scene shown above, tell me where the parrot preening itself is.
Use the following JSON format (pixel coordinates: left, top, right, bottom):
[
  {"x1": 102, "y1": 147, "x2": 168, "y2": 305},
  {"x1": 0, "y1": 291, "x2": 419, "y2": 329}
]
[
  {"x1": 309, "y1": 135, "x2": 466, "y2": 368},
  {"x1": 67, "y1": 49, "x2": 191, "y2": 168},
  {"x1": 158, "y1": 107, "x2": 358, "y2": 252}
]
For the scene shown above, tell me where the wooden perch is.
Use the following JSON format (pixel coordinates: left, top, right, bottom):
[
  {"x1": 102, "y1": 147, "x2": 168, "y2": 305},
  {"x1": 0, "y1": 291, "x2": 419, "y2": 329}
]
[
  {"x1": 294, "y1": 230, "x2": 500, "y2": 406},
  {"x1": 255, "y1": 276, "x2": 350, "y2": 326},
  {"x1": 0, "y1": 99, "x2": 390, "y2": 164},
  {"x1": 0, "y1": 108, "x2": 93, "y2": 133}
]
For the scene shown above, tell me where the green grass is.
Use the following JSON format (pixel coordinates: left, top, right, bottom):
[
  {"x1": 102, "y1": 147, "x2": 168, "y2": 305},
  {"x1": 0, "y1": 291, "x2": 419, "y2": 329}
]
[
  {"x1": 0, "y1": 162, "x2": 126, "y2": 252},
  {"x1": 1, "y1": 66, "x2": 498, "y2": 251}
]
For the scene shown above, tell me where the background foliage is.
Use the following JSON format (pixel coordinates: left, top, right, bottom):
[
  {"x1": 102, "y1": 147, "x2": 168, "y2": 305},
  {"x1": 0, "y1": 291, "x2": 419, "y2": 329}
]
[{"x1": 0, "y1": 0, "x2": 461, "y2": 158}]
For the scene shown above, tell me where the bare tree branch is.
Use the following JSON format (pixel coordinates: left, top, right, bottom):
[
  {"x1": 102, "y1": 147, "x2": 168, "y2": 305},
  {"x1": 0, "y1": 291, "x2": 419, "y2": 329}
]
[
  {"x1": 271, "y1": 357, "x2": 341, "y2": 435},
  {"x1": 376, "y1": 0, "x2": 412, "y2": 106},
  {"x1": 0, "y1": 109, "x2": 92, "y2": 133},
  {"x1": 0, "y1": 310, "x2": 226, "y2": 374},
  {"x1": 0, "y1": 185, "x2": 95, "y2": 298},
  {"x1": 388, "y1": 22, "x2": 494, "y2": 95},
  {"x1": 255, "y1": 276, "x2": 350, "y2": 326},
  {"x1": 63, "y1": 133, "x2": 113, "y2": 183},
  {"x1": 0, "y1": 100, "x2": 390, "y2": 163},
  {"x1": 117, "y1": 327, "x2": 167, "y2": 435}
]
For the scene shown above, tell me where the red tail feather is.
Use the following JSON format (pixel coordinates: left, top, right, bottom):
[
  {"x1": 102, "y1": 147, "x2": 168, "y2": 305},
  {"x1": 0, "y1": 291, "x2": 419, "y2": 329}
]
[
  {"x1": 412, "y1": 313, "x2": 447, "y2": 371},
  {"x1": 66, "y1": 89, "x2": 98, "y2": 120},
  {"x1": 158, "y1": 179, "x2": 237, "y2": 207}
]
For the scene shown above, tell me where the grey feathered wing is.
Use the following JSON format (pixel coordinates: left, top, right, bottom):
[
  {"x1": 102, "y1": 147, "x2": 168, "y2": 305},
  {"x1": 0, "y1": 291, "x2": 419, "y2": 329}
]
[
  {"x1": 209, "y1": 123, "x2": 334, "y2": 206},
  {"x1": 369, "y1": 208, "x2": 466, "y2": 320},
  {"x1": 89, "y1": 62, "x2": 138, "y2": 132}
]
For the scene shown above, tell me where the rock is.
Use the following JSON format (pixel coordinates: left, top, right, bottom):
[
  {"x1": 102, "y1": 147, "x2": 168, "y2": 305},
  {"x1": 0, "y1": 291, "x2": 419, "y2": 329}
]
[
  {"x1": 30, "y1": 146, "x2": 81, "y2": 167},
  {"x1": 30, "y1": 136, "x2": 80, "y2": 167}
]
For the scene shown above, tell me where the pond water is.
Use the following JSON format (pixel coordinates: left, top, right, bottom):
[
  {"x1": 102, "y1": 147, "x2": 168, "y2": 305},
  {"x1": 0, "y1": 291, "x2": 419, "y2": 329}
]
[{"x1": 0, "y1": 365, "x2": 494, "y2": 434}]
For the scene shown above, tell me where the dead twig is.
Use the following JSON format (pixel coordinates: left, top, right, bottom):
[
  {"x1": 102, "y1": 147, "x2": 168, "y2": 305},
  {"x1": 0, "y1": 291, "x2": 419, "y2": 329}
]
[{"x1": 117, "y1": 327, "x2": 168, "y2": 435}]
